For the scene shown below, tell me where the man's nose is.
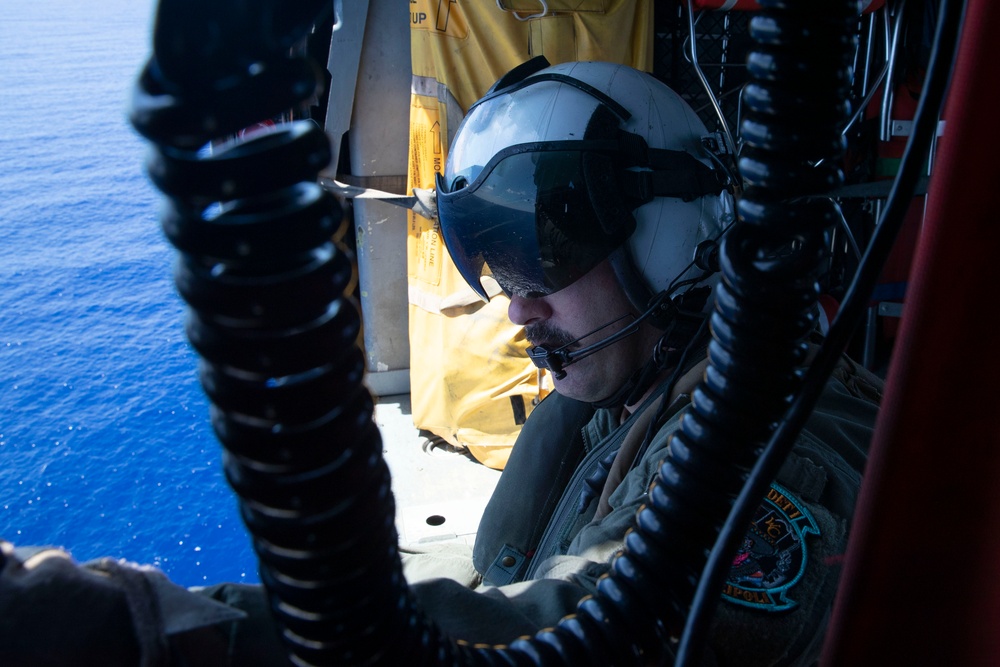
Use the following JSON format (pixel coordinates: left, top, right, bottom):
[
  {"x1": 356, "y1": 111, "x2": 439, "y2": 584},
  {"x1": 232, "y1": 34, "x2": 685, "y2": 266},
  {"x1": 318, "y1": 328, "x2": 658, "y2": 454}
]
[{"x1": 507, "y1": 293, "x2": 552, "y2": 326}]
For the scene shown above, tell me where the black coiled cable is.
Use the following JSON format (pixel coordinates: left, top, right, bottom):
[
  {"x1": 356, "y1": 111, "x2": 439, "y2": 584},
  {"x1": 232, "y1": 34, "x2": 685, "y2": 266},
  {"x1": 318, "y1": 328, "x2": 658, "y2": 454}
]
[
  {"x1": 129, "y1": 1, "x2": 859, "y2": 665},
  {"x1": 130, "y1": 2, "x2": 447, "y2": 665}
]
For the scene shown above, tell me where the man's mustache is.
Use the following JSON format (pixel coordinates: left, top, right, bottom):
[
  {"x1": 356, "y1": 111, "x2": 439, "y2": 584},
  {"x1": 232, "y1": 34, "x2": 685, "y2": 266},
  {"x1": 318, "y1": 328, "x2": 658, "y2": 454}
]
[{"x1": 524, "y1": 322, "x2": 577, "y2": 350}]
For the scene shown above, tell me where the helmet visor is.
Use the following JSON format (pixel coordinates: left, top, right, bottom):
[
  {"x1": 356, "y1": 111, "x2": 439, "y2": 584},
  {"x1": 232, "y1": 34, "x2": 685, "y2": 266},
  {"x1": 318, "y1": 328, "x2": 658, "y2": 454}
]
[{"x1": 436, "y1": 144, "x2": 631, "y2": 300}]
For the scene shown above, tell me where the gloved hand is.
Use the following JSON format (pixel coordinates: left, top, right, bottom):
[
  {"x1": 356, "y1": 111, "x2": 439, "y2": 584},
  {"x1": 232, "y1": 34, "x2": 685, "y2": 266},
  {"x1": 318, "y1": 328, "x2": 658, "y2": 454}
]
[{"x1": 0, "y1": 539, "x2": 245, "y2": 667}]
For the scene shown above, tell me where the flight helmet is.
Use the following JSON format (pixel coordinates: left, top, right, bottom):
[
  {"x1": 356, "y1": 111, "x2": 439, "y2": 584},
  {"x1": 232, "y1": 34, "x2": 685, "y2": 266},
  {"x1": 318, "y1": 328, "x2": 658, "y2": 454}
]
[{"x1": 436, "y1": 58, "x2": 733, "y2": 318}]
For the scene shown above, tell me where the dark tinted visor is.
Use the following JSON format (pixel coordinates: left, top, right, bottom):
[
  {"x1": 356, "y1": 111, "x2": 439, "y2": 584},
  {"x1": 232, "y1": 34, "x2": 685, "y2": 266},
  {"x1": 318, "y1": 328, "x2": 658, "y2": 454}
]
[{"x1": 436, "y1": 144, "x2": 631, "y2": 300}]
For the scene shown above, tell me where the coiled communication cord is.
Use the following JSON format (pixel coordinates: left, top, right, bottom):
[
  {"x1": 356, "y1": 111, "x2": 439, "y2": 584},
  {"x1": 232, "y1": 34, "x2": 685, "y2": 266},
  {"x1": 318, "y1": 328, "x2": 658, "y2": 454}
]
[
  {"x1": 130, "y1": 2, "x2": 422, "y2": 664},
  {"x1": 129, "y1": 1, "x2": 867, "y2": 665}
]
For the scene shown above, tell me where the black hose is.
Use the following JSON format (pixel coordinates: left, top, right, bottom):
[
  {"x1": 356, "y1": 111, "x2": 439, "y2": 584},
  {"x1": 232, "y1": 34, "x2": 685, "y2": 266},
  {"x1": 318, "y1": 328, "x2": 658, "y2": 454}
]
[{"x1": 131, "y1": 2, "x2": 439, "y2": 665}]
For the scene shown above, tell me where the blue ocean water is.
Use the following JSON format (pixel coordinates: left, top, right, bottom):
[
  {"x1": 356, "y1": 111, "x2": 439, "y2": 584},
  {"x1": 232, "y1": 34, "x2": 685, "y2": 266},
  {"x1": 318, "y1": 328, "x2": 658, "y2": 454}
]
[{"x1": 0, "y1": 0, "x2": 260, "y2": 586}]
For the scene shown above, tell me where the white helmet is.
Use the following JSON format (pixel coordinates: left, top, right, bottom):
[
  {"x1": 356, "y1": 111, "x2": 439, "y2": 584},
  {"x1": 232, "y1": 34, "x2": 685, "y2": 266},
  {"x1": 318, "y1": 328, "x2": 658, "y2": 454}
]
[{"x1": 436, "y1": 58, "x2": 734, "y2": 318}]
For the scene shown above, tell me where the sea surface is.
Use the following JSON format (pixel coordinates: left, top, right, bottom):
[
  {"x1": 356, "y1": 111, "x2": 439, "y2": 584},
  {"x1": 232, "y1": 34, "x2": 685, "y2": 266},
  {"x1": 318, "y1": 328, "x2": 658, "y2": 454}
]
[{"x1": 0, "y1": 0, "x2": 260, "y2": 585}]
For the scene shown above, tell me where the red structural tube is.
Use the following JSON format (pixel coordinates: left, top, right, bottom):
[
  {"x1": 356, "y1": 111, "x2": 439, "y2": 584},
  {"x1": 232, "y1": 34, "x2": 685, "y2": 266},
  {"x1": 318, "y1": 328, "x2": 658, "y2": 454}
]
[{"x1": 821, "y1": 0, "x2": 1000, "y2": 664}]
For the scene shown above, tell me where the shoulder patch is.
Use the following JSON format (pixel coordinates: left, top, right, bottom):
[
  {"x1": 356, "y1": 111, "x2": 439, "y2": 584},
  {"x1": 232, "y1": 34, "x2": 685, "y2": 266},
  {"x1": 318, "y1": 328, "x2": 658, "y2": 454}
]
[{"x1": 721, "y1": 483, "x2": 820, "y2": 612}]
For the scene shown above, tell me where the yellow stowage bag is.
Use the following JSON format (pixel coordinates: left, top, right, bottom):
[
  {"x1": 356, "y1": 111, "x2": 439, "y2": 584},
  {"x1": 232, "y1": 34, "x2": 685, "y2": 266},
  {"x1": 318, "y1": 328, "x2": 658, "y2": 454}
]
[{"x1": 407, "y1": 0, "x2": 652, "y2": 470}]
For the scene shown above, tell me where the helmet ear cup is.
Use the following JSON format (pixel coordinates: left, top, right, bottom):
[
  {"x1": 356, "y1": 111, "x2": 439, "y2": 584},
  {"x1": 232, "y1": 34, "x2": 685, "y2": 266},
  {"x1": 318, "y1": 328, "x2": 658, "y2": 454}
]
[{"x1": 608, "y1": 246, "x2": 654, "y2": 316}]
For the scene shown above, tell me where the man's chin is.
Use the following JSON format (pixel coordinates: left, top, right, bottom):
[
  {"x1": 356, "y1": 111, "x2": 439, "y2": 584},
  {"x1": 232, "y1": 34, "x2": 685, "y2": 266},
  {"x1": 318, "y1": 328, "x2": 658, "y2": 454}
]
[
  {"x1": 550, "y1": 370, "x2": 570, "y2": 392},
  {"x1": 550, "y1": 369, "x2": 588, "y2": 403}
]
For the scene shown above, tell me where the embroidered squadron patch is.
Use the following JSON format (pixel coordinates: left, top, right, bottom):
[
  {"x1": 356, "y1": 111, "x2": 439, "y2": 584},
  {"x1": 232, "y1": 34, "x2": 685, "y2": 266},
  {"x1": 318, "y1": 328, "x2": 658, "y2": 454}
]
[{"x1": 722, "y1": 483, "x2": 819, "y2": 612}]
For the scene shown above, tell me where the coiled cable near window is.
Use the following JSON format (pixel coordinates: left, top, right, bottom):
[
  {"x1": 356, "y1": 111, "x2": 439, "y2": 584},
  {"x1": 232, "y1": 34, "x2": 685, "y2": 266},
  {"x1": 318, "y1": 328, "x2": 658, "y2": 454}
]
[{"x1": 128, "y1": 3, "x2": 429, "y2": 664}]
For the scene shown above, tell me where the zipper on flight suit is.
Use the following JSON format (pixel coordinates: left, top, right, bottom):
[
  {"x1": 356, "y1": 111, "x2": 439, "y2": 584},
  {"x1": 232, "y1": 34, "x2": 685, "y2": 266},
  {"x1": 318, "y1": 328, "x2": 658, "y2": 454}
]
[{"x1": 523, "y1": 383, "x2": 673, "y2": 580}]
